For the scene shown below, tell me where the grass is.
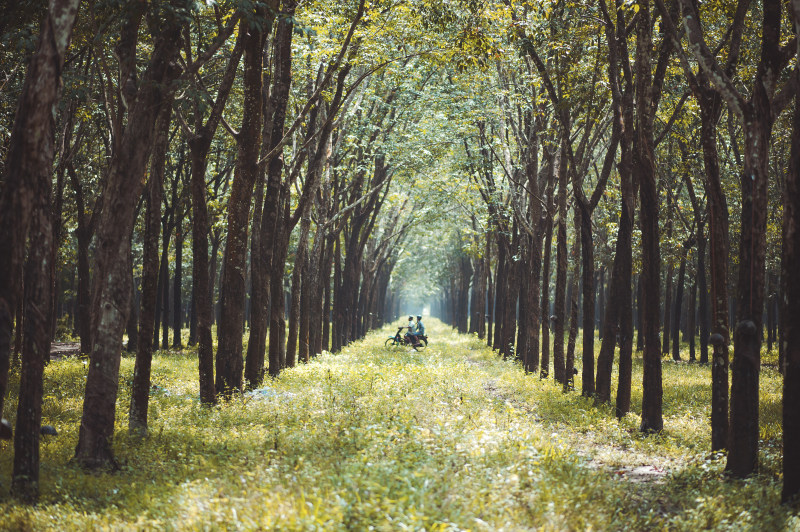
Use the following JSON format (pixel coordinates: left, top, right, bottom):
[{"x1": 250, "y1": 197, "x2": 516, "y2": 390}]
[{"x1": 0, "y1": 318, "x2": 796, "y2": 530}]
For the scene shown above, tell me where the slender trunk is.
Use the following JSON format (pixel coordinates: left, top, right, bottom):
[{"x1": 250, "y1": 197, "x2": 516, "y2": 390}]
[
  {"x1": 781, "y1": 37, "x2": 799, "y2": 501},
  {"x1": 69, "y1": 165, "x2": 93, "y2": 356},
  {"x1": 579, "y1": 202, "x2": 596, "y2": 396},
  {"x1": 331, "y1": 236, "x2": 342, "y2": 352},
  {"x1": 321, "y1": 236, "x2": 334, "y2": 353},
  {"x1": 268, "y1": 213, "x2": 290, "y2": 375},
  {"x1": 689, "y1": 280, "x2": 697, "y2": 362},
  {"x1": 636, "y1": 276, "x2": 644, "y2": 351},
  {"x1": 672, "y1": 250, "x2": 687, "y2": 361},
  {"x1": 540, "y1": 217, "x2": 553, "y2": 378},
  {"x1": 129, "y1": 103, "x2": 170, "y2": 433},
  {"x1": 553, "y1": 139, "x2": 568, "y2": 383},
  {"x1": 564, "y1": 208, "x2": 581, "y2": 392},
  {"x1": 516, "y1": 240, "x2": 529, "y2": 363},
  {"x1": 216, "y1": 20, "x2": 266, "y2": 396},
  {"x1": 493, "y1": 237, "x2": 507, "y2": 353},
  {"x1": 486, "y1": 255, "x2": 494, "y2": 347},
  {"x1": 728, "y1": 108, "x2": 774, "y2": 477},
  {"x1": 172, "y1": 221, "x2": 184, "y2": 348},
  {"x1": 125, "y1": 266, "x2": 138, "y2": 353},
  {"x1": 598, "y1": 268, "x2": 605, "y2": 339},
  {"x1": 697, "y1": 222, "x2": 709, "y2": 363},
  {"x1": 192, "y1": 147, "x2": 219, "y2": 404},
  {"x1": 286, "y1": 216, "x2": 311, "y2": 366},
  {"x1": 636, "y1": 0, "x2": 662, "y2": 433},
  {"x1": 662, "y1": 261, "x2": 674, "y2": 355},
  {"x1": 160, "y1": 222, "x2": 171, "y2": 349},
  {"x1": 596, "y1": 130, "x2": 635, "y2": 405}
]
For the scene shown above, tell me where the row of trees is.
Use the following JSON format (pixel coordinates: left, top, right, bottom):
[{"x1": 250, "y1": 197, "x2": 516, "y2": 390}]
[
  {"x1": 0, "y1": 0, "x2": 471, "y2": 501},
  {"x1": 425, "y1": 0, "x2": 800, "y2": 506}
]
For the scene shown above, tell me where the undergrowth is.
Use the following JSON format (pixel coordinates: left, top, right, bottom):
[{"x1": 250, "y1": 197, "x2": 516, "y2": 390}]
[{"x1": 0, "y1": 319, "x2": 795, "y2": 530}]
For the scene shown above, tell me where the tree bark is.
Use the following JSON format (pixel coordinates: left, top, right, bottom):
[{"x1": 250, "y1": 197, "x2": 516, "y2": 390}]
[
  {"x1": 172, "y1": 219, "x2": 184, "y2": 348},
  {"x1": 129, "y1": 102, "x2": 171, "y2": 435},
  {"x1": 552, "y1": 138, "x2": 568, "y2": 383},
  {"x1": 672, "y1": 248, "x2": 688, "y2": 361},
  {"x1": 245, "y1": 1, "x2": 292, "y2": 385},
  {"x1": 781, "y1": 15, "x2": 799, "y2": 499},
  {"x1": 12, "y1": 161, "x2": 54, "y2": 502},
  {"x1": 74, "y1": 15, "x2": 182, "y2": 469},
  {"x1": 662, "y1": 260, "x2": 674, "y2": 355},
  {"x1": 564, "y1": 209, "x2": 581, "y2": 392},
  {"x1": 636, "y1": 0, "x2": 663, "y2": 433},
  {"x1": 0, "y1": 0, "x2": 80, "y2": 423},
  {"x1": 215, "y1": 19, "x2": 267, "y2": 396}
]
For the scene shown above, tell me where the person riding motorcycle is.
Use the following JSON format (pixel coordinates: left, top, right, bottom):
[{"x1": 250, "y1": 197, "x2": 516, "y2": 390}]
[{"x1": 414, "y1": 315, "x2": 425, "y2": 339}]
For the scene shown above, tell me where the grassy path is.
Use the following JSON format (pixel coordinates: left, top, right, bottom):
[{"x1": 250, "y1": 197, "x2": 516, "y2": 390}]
[{"x1": 0, "y1": 319, "x2": 796, "y2": 530}]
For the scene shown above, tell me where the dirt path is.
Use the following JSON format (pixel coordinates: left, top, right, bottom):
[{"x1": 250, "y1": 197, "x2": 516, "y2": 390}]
[{"x1": 472, "y1": 362, "x2": 668, "y2": 486}]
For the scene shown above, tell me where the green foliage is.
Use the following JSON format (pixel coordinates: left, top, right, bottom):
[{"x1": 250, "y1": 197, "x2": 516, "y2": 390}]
[{"x1": 0, "y1": 322, "x2": 794, "y2": 529}]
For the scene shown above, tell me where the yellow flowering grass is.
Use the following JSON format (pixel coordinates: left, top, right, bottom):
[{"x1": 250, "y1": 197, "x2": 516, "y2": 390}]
[{"x1": 0, "y1": 319, "x2": 795, "y2": 530}]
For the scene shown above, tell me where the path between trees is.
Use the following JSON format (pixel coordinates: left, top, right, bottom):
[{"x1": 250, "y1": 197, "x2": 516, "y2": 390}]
[{"x1": 5, "y1": 319, "x2": 786, "y2": 530}]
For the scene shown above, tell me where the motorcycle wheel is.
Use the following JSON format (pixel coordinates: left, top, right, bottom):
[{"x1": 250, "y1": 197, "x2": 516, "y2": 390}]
[{"x1": 385, "y1": 338, "x2": 395, "y2": 348}]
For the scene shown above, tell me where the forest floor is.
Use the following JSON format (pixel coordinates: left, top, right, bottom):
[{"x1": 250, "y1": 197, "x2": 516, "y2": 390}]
[{"x1": 0, "y1": 319, "x2": 797, "y2": 530}]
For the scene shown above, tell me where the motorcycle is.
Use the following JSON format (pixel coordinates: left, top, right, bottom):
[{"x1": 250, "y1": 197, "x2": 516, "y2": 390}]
[{"x1": 385, "y1": 327, "x2": 428, "y2": 351}]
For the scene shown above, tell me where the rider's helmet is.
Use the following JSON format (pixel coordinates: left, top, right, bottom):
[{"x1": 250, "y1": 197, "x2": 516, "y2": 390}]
[
  {"x1": 408, "y1": 316, "x2": 413, "y2": 320},
  {"x1": 416, "y1": 315, "x2": 422, "y2": 320}
]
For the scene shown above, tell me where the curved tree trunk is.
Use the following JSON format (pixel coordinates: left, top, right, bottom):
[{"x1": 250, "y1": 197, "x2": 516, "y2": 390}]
[{"x1": 74, "y1": 20, "x2": 182, "y2": 469}]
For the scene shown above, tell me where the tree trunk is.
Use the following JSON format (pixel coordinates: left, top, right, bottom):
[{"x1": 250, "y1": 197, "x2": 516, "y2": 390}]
[
  {"x1": 268, "y1": 215, "x2": 290, "y2": 375},
  {"x1": 781, "y1": 35, "x2": 799, "y2": 501},
  {"x1": 68, "y1": 165, "x2": 93, "y2": 356},
  {"x1": 215, "y1": 19, "x2": 266, "y2": 396},
  {"x1": 12, "y1": 162, "x2": 54, "y2": 501},
  {"x1": 597, "y1": 268, "x2": 616, "y2": 340},
  {"x1": 728, "y1": 110, "x2": 774, "y2": 476},
  {"x1": 0, "y1": 0, "x2": 79, "y2": 423},
  {"x1": 160, "y1": 221, "x2": 171, "y2": 350},
  {"x1": 633, "y1": 275, "x2": 642, "y2": 352},
  {"x1": 125, "y1": 265, "x2": 138, "y2": 353},
  {"x1": 688, "y1": 281, "x2": 697, "y2": 362},
  {"x1": 540, "y1": 217, "x2": 553, "y2": 378},
  {"x1": 493, "y1": 236, "x2": 507, "y2": 352},
  {"x1": 662, "y1": 261, "x2": 674, "y2": 355},
  {"x1": 553, "y1": 139, "x2": 568, "y2": 383},
  {"x1": 636, "y1": 0, "x2": 662, "y2": 433},
  {"x1": 564, "y1": 208, "x2": 581, "y2": 392},
  {"x1": 74, "y1": 17, "x2": 182, "y2": 469},
  {"x1": 321, "y1": 235, "x2": 335, "y2": 353},
  {"x1": 578, "y1": 201, "x2": 596, "y2": 396},
  {"x1": 172, "y1": 220, "x2": 184, "y2": 348},
  {"x1": 129, "y1": 103, "x2": 170, "y2": 434},
  {"x1": 10, "y1": 1, "x2": 79, "y2": 488},
  {"x1": 286, "y1": 216, "x2": 311, "y2": 367},
  {"x1": 486, "y1": 249, "x2": 494, "y2": 347},
  {"x1": 672, "y1": 249, "x2": 687, "y2": 361}
]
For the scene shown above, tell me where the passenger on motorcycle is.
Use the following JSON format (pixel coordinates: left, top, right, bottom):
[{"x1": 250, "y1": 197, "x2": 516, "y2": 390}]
[{"x1": 403, "y1": 316, "x2": 417, "y2": 345}]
